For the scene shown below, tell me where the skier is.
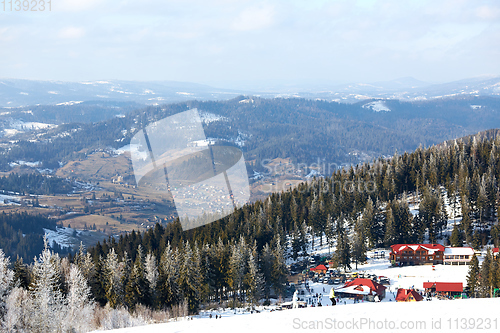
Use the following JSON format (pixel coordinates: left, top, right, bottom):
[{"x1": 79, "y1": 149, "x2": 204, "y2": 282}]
[{"x1": 329, "y1": 287, "x2": 336, "y2": 306}]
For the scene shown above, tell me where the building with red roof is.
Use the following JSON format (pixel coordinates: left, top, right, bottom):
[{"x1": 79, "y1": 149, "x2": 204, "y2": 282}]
[
  {"x1": 396, "y1": 289, "x2": 423, "y2": 302},
  {"x1": 390, "y1": 244, "x2": 445, "y2": 266},
  {"x1": 309, "y1": 264, "x2": 327, "y2": 274},
  {"x1": 335, "y1": 278, "x2": 386, "y2": 301},
  {"x1": 423, "y1": 282, "x2": 463, "y2": 297},
  {"x1": 493, "y1": 248, "x2": 499, "y2": 256}
]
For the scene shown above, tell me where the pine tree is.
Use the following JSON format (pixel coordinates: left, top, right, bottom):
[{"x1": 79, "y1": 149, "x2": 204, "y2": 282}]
[
  {"x1": 158, "y1": 243, "x2": 180, "y2": 308},
  {"x1": 66, "y1": 264, "x2": 95, "y2": 332},
  {"x1": 450, "y1": 224, "x2": 464, "y2": 247},
  {"x1": 245, "y1": 249, "x2": 263, "y2": 308},
  {"x1": 125, "y1": 245, "x2": 150, "y2": 311},
  {"x1": 466, "y1": 254, "x2": 479, "y2": 297},
  {"x1": 335, "y1": 215, "x2": 351, "y2": 271},
  {"x1": 178, "y1": 242, "x2": 200, "y2": 314},
  {"x1": 144, "y1": 252, "x2": 158, "y2": 307},
  {"x1": 351, "y1": 216, "x2": 367, "y2": 270},
  {"x1": 479, "y1": 249, "x2": 492, "y2": 297},
  {"x1": 271, "y1": 238, "x2": 288, "y2": 298},
  {"x1": 29, "y1": 239, "x2": 66, "y2": 332},
  {"x1": 103, "y1": 248, "x2": 124, "y2": 308},
  {"x1": 0, "y1": 249, "x2": 13, "y2": 321}
]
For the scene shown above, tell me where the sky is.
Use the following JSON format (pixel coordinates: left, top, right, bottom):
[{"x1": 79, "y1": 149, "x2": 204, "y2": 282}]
[{"x1": 0, "y1": 0, "x2": 499, "y2": 89}]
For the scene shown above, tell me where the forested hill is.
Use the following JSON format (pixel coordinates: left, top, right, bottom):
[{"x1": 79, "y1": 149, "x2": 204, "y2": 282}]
[
  {"x1": 1, "y1": 95, "x2": 500, "y2": 172},
  {"x1": 75, "y1": 130, "x2": 500, "y2": 313}
]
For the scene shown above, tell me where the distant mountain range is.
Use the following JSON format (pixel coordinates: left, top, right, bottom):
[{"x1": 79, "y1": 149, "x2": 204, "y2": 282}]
[{"x1": 0, "y1": 76, "x2": 499, "y2": 107}]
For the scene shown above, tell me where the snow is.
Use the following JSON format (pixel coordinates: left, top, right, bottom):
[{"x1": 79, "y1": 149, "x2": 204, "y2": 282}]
[
  {"x1": 56, "y1": 101, "x2": 83, "y2": 106},
  {"x1": 362, "y1": 101, "x2": 391, "y2": 112},
  {"x1": 92, "y1": 298, "x2": 499, "y2": 333},
  {"x1": 9, "y1": 160, "x2": 41, "y2": 167},
  {"x1": 0, "y1": 193, "x2": 20, "y2": 205},
  {"x1": 7, "y1": 119, "x2": 56, "y2": 131},
  {"x1": 199, "y1": 112, "x2": 228, "y2": 123},
  {"x1": 443, "y1": 247, "x2": 474, "y2": 256}
]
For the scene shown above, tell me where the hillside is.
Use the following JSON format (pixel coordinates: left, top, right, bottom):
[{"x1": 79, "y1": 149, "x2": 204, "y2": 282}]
[{"x1": 94, "y1": 298, "x2": 499, "y2": 333}]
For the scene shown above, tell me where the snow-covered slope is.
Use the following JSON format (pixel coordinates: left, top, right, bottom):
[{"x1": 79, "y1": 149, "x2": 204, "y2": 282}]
[{"x1": 93, "y1": 298, "x2": 498, "y2": 333}]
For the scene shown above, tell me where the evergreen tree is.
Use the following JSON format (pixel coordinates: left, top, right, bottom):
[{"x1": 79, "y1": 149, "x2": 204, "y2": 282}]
[
  {"x1": 335, "y1": 215, "x2": 351, "y2": 271},
  {"x1": 158, "y1": 243, "x2": 179, "y2": 308},
  {"x1": 466, "y1": 254, "x2": 479, "y2": 297},
  {"x1": 125, "y1": 245, "x2": 150, "y2": 311},
  {"x1": 479, "y1": 249, "x2": 492, "y2": 297}
]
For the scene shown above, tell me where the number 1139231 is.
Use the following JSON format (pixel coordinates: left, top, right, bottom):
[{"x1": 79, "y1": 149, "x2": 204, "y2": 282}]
[{"x1": 2, "y1": 0, "x2": 51, "y2": 11}]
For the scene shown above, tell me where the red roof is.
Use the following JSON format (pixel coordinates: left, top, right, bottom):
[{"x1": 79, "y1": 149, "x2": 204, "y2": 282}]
[
  {"x1": 423, "y1": 282, "x2": 463, "y2": 292},
  {"x1": 310, "y1": 264, "x2": 327, "y2": 271},
  {"x1": 390, "y1": 244, "x2": 445, "y2": 255},
  {"x1": 396, "y1": 289, "x2": 423, "y2": 302},
  {"x1": 343, "y1": 278, "x2": 386, "y2": 295},
  {"x1": 494, "y1": 248, "x2": 499, "y2": 254}
]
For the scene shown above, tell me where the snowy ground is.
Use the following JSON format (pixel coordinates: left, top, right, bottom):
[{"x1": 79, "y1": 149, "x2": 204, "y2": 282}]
[{"x1": 93, "y1": 298, "x2": 499, "y2": 333}]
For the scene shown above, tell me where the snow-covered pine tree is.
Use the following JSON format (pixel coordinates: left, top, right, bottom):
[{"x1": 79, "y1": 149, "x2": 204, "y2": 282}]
[
  {"x1": 144, "y1": 252, "x2": 158, "y2": 307},
  {"x1": 66, "y1": 264, "x2": 95, "y2": 332},
  {"x1": 228, "y1": 241, "x2": 245, "y2": 307},
  {"x1": 104, "y1": 248, "x2": 124, "y2": 308},
  {"x1": 158, "y1": 242, "x2": 180, "y2": 308},
  {"x1": 178, "y1": 241, "x2": 200, "y2": 314},
  {"x1": 29, "y1": 239, "x2": 66, "y2": 332},
  {"x1": 245, "y1": 247, "x2": 264, "y2": 308},
  {"x1": 0, "y1": 249, "x2": 13, "y2": 322}
]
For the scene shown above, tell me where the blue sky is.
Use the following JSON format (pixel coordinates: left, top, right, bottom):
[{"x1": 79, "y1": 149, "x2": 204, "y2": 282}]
[{"x1": 0, "y1": 0, "x2": 499, "y2": 88}]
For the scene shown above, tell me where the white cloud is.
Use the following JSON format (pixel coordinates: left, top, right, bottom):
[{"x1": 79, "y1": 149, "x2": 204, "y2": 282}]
[
  {"x1": 58, "y1": 0, "x2": 102, "y2": 12},
  {"x1": 58, "y1": 27, "x2": 86, "y2": 39},
  {"x1": 232, "y1": 5, "x2": 275, "y2": 31},
  {"x1": 475, "y1": 5, "x2": 500, "y2": 20}
]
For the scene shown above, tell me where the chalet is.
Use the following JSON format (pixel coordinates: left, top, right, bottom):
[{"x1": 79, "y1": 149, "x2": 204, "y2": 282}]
[
  {"x1": 443, "y1": 247, "x2": 475, "y2": 265},
  {"x1": 493, "y1": 248, "x2": 499, "y2": 256},
  {"x1": 390, "y1": 244, "x2": 445, "y2": 266},
  {"x1": 335, "y1": 278, "x2": 386, "y2": 301},
  {"x1": 423, "y1": 282, "x2": 463, "y2": 297},
  {"x1": 396, "y1": 289, "x2": 424, "y2": 302},
  {"x1": 309, "y1": 264, "x2": 328, "y2": 274}
]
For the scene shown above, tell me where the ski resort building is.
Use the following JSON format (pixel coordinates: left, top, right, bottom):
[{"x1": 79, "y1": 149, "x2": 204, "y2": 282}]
[
  {"x1": 389, "y1": 244, "x2": 445, "y2": 266},
  {"x1": 395, "y1": 289, "x2": 424, "y2": 302},
  {"x1": 335, "y1": 278, "x2": 386, "y2": 301},
  {"x1": 423, "y1": 282, "x2": 463, "y2": 298},
  {"x1": 443, "y1": 247, "x2": 475, "y2": 265}
]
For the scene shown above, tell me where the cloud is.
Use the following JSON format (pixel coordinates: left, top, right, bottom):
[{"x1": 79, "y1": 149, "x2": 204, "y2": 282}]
[
  {"x1": 475, "y1": 5, "x2": 500, "y2": 20},
  {"x1": 58, "y1": 27, "x2": 86, "y2": 39},
  {"x1": 58, "y1": 0, "x2": 102, "y2": 12},
  {"x1": 232, "y1": 5, "x2": 275, "y2": 31}
]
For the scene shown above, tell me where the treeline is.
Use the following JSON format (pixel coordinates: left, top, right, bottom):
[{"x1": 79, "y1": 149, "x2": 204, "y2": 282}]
[
  {"x1": 0, "y1": 173, "x2": 73, "y2": 195},
  {"x1": 85, "y1": 225, "x2": 287, "y2": 314},
  {"x1": 0, "y1": 212, "x2": 65, "y2": 261}
]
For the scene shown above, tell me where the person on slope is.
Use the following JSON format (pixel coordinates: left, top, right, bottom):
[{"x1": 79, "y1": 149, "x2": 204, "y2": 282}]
[{"x1": 329, "y1": 287, "x2": 336, "y2": 306}]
